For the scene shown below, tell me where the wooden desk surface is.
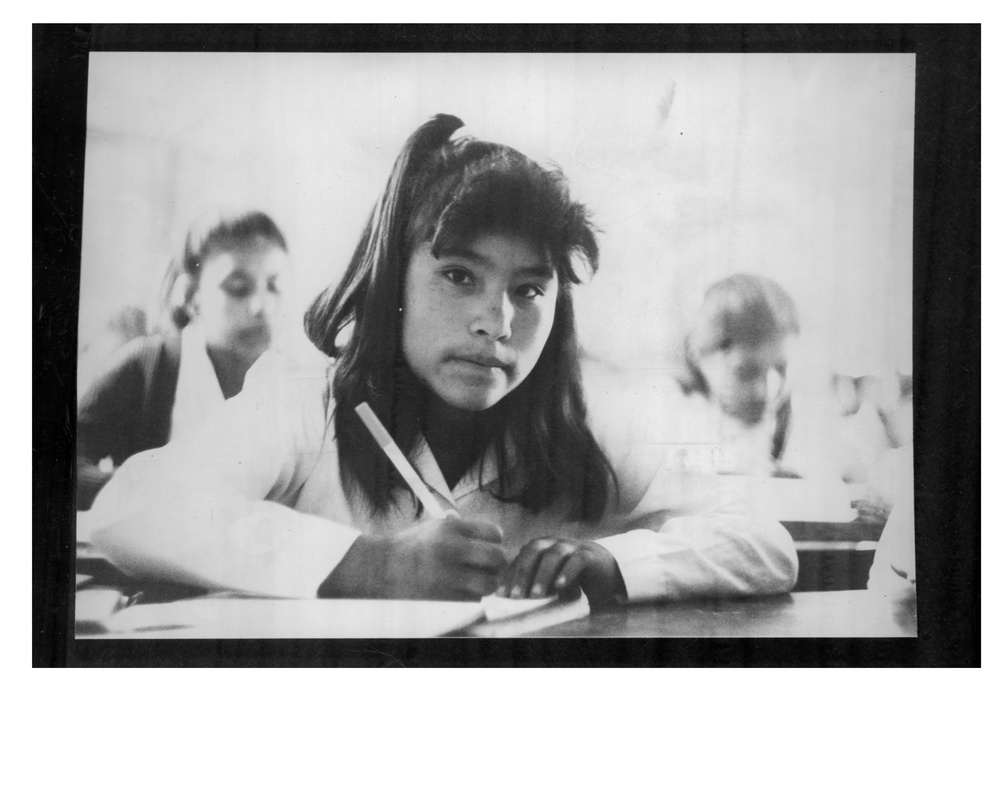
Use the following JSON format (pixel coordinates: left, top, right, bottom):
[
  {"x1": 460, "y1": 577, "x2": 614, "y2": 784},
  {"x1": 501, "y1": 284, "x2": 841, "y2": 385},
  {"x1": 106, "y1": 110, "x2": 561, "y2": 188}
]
[
  {"x1": 519, "y1": 588, "x2": 917, "y2": 638},
  {"x1": 80, "y1": 587, "x2": 916, "y2": 639},
  {"x1": 77, "y1": 536, "x2": 914, "y2": 639},
  {"x1": 782, "y1": 520, "x2": 883, "y2": 543}
]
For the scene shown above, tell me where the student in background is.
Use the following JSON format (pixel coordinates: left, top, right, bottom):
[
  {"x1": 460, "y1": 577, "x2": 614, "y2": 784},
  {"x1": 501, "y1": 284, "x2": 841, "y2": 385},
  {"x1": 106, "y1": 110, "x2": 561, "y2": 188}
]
[
  {"x1": 867, "y1": 445, "x2": 915, "y2": 592},
  {"x1": 88, "y1": 115, "x2": 796, "y2": 608},
  {"x1": 77, "y1": 209, "x2": 291, "y2": 509},
  {"x1": 676, "y1": 273, "x2": 800, "y2": 476},
  {"x1": 675, "y1": 274, "x2": 906, "y2": 488},
  {"x1": 77, "y1": 305, "x2": 149, "y2": 394},
  {"x1": 833, "y1": 370, "x2": 914, "y2": 517}
]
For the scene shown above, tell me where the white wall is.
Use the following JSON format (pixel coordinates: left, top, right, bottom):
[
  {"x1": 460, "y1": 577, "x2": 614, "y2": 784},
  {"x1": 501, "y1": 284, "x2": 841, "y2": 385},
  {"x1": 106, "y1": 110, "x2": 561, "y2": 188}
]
[{"x1": 79, "y1": 52, "x2": 914, "y2": 387}]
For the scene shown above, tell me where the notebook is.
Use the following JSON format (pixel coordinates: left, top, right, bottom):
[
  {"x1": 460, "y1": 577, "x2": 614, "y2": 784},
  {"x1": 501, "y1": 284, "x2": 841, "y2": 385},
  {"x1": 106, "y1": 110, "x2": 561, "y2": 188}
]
[{"x1": 472, "y1": 592, "x2": 591, "y2": 637}]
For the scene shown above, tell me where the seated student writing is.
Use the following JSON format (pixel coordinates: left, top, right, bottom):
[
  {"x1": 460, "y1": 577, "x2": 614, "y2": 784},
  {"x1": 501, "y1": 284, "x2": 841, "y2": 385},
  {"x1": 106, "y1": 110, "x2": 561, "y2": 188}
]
[
  {"x1": 88, "y1": 115, "x2": 797, "y2": 608},
  {"x1": 77, "y1": 209, "x2": 291, "y2": 509}
]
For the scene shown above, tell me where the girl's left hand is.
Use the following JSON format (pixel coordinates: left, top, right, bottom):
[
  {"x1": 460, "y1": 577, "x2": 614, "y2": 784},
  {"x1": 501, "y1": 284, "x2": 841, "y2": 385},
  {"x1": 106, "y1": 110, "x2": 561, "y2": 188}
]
[{"x1": 498, "y1": 538, "x2": 627, "y2": 610}]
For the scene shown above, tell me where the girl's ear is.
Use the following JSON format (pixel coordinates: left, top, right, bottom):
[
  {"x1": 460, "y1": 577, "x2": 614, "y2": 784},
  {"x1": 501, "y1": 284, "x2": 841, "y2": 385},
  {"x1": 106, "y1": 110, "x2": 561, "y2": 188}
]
[{"x1": 171, "y1": 272, "x2": 198, "y2": 318}]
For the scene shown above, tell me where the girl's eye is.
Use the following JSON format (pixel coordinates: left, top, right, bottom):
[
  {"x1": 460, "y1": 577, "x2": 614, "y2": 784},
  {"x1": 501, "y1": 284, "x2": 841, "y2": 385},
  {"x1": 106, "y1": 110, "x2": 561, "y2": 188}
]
[
  {"x1": 443, "y1": 269, "x2": 473, "y2": 286},
  {"x1": 514, "y1": 284, "x2": 545, "y2": 299},
  {"x1": 221, "y1": 278, "x2": 253, "y2": 298},
  {"x1": 267, "y1": 278, "x2": 282, "y2": 295}
]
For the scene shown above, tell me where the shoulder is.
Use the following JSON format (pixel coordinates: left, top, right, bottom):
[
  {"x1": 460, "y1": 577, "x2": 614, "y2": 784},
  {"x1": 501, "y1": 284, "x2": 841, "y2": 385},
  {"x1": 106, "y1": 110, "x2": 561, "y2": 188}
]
[
  {"x1": 116, "y1": 333, "x2": 177, "y2": 363},
  {"x1": 103, "y1": 334, "x2": 180, "y2": 379},
  {"x1": 582, "y1": 357, "x2": 691, "y2": 449},
  {"x1": 240, "y1": 348, "x2": 335, "y2": 434},
  {"x1": 244, "y1": 346, "x2": 332, "y2": 390},
  {"x1": 80, "y1": 335, "x2": 177, "y2": 403}
]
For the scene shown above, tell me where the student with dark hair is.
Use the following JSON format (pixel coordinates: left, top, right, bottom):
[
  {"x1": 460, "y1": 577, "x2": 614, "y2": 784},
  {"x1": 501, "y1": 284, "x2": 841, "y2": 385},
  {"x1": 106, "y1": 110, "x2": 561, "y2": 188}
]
[
  {"x1": 88, "y1": 116, "x2": 796, "y2": 608},
  {"x1": 77, "y1": 209, "x2": 290, "y2": 509}
]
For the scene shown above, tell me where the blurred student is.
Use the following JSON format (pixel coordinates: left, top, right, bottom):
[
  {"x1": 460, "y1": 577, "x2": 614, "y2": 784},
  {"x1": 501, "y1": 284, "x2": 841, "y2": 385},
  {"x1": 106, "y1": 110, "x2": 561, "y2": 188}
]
[
  {"x1": 78, "y1": 305, "x2": 149, "y2": 394},
  {"x1": 867, "y1": 445, "x2": 915, "y2": 592},
  {"x1": 675, "y1": 274, "x2": 906, "y2": 485},
  {"x1": 77, "y1": 209, "x2": 291, "y2": 509},
  {"x1": 833, "y1": 370, "x2": 913, "y2": 497},
  {"x1": 676, "y1": 273, "x2": 799, "y2": 476},
  {"x1": 86, "y1": 115, "x2": 797, "y2": 607}
]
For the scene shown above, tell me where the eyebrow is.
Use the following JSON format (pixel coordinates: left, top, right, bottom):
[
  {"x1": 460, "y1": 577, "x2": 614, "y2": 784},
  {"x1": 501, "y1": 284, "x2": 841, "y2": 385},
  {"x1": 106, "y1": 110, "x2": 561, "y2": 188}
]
[{"x1": 438, "y1": 246, "x2": 555, "y2": 280}]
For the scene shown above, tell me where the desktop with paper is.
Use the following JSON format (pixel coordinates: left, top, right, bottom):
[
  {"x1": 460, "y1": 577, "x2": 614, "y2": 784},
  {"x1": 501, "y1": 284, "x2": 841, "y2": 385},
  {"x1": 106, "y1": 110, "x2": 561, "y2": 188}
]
[
  {"x1": 75, "y1": 465, "x2": 913, "y2": 640},
  {"x1": 74, "y1": 392, "x2": 903, "y2": 640}
]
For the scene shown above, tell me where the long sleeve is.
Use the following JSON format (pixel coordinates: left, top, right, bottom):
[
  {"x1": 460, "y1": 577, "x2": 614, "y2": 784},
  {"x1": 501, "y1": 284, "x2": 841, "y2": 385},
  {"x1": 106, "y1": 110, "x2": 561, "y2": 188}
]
[
  {"x1": 88, "y1": 352, "x2": 361, "y2": 598},
  {"x1": 79, "y1": 342, "x2": 145, "y2": 463},
  {"x1": 595, "y1": 472, "x2": 798, "y2": 601},
  {"x1": 584, "y1": 362, "x2": 799, "y2": 601},
  {"x1": 77, "y1": 336, "x2": 177, "y2": 509},
  {"x1": 77, "y1": 341, "x2": 148, "y2": 509}
]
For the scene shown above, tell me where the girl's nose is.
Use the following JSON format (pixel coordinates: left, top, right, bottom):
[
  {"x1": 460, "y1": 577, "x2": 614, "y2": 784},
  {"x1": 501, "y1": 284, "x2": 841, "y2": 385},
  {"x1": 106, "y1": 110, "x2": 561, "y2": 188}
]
[
  {"x1": 247, "y1": 292, "x2": 267, "y2": 317},
  {"x1": 471, "y1": 291, "x2": 513, "y2": 342},
  {"x1": 766, "y1": 368, "x2": 784, "y2": 402},
  {"x1": 743, "y1": 375, "x2": 769, "y2": 403}
]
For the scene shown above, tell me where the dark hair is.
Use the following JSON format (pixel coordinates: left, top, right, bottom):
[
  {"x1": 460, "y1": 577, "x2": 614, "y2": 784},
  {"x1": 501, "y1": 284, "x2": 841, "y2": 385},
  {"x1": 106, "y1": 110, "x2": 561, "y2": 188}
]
[
  {"x1": 682, "y1": 273, "x2": 800, "y2": 395},
  {"x1": 304, "y1": 114, "x2": 617, "y2": 521},
  {"x1": 159, "y1": 209, "x2": 288, "y2": 330}
]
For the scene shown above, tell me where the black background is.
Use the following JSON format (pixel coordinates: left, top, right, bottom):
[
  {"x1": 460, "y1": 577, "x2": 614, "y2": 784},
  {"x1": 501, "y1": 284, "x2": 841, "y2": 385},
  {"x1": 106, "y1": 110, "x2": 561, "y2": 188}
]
[{"x1": 33, "y1": 23, "x2": 980, "y2": 667}]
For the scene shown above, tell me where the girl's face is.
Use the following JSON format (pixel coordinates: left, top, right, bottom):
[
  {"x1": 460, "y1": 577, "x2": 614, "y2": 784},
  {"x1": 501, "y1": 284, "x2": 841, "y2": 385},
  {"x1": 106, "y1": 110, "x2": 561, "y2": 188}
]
[
  {"x1": 191, "y1": 236, "x2": 289, "y2": 364},
  {"x1": 401, "y1": 234, "x2": 558, "y2": 413},
  {"x1": 698, "y1": 336, "x2": 790, "y2": 425}
]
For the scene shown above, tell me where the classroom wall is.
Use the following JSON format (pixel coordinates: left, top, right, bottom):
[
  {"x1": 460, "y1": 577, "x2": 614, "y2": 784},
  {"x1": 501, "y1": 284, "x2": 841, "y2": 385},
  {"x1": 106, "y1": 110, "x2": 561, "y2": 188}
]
[{"x1": 78, "y1": 52, "x2": 914, "y2": 390}]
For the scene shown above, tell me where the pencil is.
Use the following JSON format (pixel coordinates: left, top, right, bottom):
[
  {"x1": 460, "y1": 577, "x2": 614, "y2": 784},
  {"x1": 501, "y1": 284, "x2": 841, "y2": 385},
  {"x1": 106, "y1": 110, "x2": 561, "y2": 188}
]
[{"x1": 354, "y1": 402, "x2": 451, "y2": 519}]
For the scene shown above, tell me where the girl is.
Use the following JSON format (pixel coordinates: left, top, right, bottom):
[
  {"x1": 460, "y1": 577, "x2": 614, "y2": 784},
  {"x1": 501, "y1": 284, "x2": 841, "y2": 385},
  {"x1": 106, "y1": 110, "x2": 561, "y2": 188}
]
[
  {"x1": 677, "y1": 274, "x2": 800, "y2": 475},
  {"x1": 89, "y1": 116, "x2": 797, "y2": 608},
  {"x1": 77, "y1": 210, "x2": 290, "y2": 509}
]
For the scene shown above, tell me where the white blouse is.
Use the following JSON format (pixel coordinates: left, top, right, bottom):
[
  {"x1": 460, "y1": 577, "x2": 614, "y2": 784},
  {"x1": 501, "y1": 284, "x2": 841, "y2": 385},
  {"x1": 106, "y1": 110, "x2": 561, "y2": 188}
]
[
  {"x1": 89, "y1": 352, "x2": 798, "y2": 601},
  {"x1": 169, "y1": 320, "x2": 226, "y2": 443}
]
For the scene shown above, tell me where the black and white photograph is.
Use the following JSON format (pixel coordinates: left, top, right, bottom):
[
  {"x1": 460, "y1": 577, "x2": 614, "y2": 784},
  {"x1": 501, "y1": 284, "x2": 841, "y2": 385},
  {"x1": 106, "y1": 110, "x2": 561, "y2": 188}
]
[
  {"x1": 66, "y1": 46, "x2": 923, "y2": 642},
  {"x1": 34, "y1": 25, "x2": 979, "y2": 666}
]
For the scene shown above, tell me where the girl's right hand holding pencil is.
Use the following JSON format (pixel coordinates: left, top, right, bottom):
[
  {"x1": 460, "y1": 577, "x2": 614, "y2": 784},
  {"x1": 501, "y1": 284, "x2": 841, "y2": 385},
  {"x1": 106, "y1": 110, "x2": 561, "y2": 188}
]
[{"x1": 318, "y1": 514, "x2": 507, "y2": 601}]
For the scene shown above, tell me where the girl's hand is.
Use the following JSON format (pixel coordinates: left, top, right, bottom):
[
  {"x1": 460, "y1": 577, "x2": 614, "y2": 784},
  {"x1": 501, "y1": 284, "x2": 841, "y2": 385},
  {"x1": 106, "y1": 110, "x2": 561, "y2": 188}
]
[
  {"x1": 498, "y1": 538, "x2": 627, "y2": 610},
  {"x1": 852, "y1": 496, "x2": 892, "y2": 530},
  {"x1": 319, "y1": 515, "x2": 507, "y2": 601}
]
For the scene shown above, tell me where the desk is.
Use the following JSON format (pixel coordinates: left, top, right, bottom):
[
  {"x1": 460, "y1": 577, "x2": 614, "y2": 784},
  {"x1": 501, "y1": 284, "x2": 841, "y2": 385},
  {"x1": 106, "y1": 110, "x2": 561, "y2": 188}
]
[
  {"x1": 515, "y1": 588, "x2": 916, "y2": 638},
  {"x1": 77, "y1": 515, "x2": 910, "y2": 639},
  {"x1": 783, "y1": 520, "x2": 884, "y2": 592},
  {"x1": 80, "y1": 587, "x2": 916, "y2": 639},
  {"x1": 783, "y1": 521, "x2": 882, "y2": 543}
]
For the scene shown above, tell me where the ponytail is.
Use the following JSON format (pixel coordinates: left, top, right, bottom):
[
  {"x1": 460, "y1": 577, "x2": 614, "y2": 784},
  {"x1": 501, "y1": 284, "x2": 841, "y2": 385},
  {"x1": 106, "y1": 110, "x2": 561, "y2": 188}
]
[{"x1": 304, "y1": 114, "x2": 464, "y2": 357}]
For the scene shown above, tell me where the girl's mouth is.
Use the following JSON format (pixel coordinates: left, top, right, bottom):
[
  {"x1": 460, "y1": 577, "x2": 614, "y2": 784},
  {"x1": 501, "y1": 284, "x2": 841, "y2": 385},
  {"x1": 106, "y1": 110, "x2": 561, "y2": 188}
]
[{"x1": 455, "y1": 353, "x2": 511, "y2": 370}]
